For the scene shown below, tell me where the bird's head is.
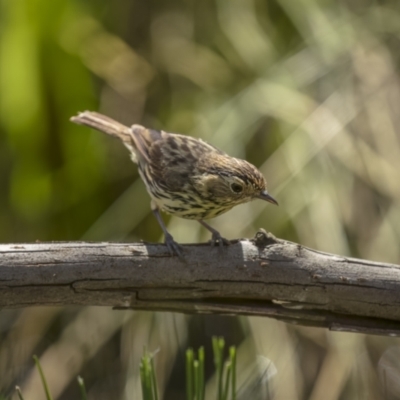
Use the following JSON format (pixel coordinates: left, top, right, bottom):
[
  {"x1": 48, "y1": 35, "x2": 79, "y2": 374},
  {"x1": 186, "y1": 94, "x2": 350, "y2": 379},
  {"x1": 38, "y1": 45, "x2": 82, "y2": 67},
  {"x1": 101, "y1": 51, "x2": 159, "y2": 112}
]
[{"x1": 194, "y1": 155, "x2": 278, "y2": 207}]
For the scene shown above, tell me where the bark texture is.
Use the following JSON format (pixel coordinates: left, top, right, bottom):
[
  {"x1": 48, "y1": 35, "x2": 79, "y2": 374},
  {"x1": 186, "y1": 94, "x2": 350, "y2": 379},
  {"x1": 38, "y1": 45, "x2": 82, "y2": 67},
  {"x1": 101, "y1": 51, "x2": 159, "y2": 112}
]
[{"x1": 1, "y1": 230, "x2": 400, "y2": 336}]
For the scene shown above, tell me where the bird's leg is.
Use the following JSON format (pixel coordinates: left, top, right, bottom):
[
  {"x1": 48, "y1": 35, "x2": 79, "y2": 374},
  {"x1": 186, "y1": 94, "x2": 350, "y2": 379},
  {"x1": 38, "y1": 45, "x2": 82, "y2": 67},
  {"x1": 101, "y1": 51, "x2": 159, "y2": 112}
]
[
  {"x1": 198, "y1": 220, "x2": 230, "y2": 247},
  {"x1": 151, "y1": 202, "x2": 183, "y2": 257}
]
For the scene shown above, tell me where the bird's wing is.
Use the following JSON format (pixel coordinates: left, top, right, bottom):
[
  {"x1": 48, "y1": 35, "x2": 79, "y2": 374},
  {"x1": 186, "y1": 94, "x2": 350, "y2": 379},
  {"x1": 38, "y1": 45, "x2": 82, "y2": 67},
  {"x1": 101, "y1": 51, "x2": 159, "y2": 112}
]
[{"x1": 130, "y1": 125, "x2": 167, "y2": 164}]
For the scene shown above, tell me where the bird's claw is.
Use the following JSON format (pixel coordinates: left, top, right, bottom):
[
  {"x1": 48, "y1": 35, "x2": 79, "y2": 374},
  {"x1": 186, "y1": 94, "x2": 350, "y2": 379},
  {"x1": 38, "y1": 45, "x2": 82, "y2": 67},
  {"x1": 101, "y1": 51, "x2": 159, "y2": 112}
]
[
  {"x1": 209, "y1": 231, "x2": 230, "y2": 247},
  {"x1": 165, "y1": 233, "x2": 183, "y2": 258}
]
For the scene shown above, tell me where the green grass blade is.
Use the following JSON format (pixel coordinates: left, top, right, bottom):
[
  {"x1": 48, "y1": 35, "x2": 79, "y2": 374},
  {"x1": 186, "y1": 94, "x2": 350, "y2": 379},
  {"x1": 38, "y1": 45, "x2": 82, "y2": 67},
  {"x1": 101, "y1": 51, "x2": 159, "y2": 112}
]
[
  {"x1": 139, "y1": 359, "x2": 148, "y2": 400},
  {"x1": 33, "y1": 355, "x2": 53, "y2": 400},
  {"x1": 229, "y1": 347, "x2": 236, "y2": 400},
  {"x1": 198, "y1": 347, "x2": 205, "y2": 400},
  {"x1": 194, "y1": 360, "x2": 199, "y2": 400},
  {"x1": 222, "y1": 362, "x2": 231, "y2": 400},
  {"x1": 15, "y1": 386, "x2": 25, "y2": 400},
  {"x1": 140, "y1": 356, "x2": 153, "y2": 400},
  {"x1": 218, "y1": 338, "x2": 225, "y2": 400},
  {"x1": 145, "y1": 358, "x2": 153, "y2": 400},
  {"x1": 150, "y1": 355, "x2": 159, "y2": 400},
  {"x1": 77, "y1": 376, "x2": 88, "y2": 400},
  {"x1": 212, "y1": 337, "x2": 225, "y2": 400},
  {"x1": 140, "y1": 362, "x2": 147, "y2": 400},
  {"x1": 212, "y1": 337, "x2": 219, "y2": 400},
  {"x1": 186, "y1": 348, "x2": 194, "y2": 400}
]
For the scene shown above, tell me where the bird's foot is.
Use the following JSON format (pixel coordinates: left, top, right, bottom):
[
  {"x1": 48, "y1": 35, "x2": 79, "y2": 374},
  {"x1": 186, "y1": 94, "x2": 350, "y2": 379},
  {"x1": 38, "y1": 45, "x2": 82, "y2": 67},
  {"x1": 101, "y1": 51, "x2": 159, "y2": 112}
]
[
  {"x1": 209, "y1": 231, "x2": 230, "y2": 247},
  {"x1": 165, "y1": 233, "x2": 183, "y2": 258}
]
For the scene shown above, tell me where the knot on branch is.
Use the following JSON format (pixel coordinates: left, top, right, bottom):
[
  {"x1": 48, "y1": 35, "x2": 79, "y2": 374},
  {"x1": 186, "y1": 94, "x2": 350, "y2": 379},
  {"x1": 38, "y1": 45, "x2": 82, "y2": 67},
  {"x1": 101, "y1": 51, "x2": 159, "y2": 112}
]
[{"x1": 252, "y1": 228, "x2": 278, "y2": 248}]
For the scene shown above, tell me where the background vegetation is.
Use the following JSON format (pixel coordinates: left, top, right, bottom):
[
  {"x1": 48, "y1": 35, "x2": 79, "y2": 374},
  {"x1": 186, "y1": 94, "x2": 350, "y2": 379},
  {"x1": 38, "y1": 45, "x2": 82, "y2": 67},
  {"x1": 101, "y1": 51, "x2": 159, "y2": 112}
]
[{"x1": 1, "y1": 0, "x2": 400, "y2": 398}]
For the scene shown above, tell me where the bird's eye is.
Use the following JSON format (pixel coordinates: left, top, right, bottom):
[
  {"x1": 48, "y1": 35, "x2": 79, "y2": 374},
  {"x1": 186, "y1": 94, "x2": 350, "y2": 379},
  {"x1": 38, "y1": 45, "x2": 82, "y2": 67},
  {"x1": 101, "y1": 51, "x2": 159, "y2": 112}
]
[{"x1": 230, "y1": 183, "x2": 243, "y2": 193}]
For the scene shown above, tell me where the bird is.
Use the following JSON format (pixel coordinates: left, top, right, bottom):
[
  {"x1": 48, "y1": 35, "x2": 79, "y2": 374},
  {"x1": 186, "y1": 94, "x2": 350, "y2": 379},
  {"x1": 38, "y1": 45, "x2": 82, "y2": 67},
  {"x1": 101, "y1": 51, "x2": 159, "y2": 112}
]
[{"x1": 70, "y1": 111, "x2": 278, "y2": 257}]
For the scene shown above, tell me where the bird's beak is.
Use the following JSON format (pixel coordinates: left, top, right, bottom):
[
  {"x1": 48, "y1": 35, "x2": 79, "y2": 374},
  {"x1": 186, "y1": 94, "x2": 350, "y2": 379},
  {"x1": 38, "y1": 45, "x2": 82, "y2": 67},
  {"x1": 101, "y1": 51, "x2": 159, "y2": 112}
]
[{"x1": 258, "y1": 190, "x2": 278, "y2": 206}]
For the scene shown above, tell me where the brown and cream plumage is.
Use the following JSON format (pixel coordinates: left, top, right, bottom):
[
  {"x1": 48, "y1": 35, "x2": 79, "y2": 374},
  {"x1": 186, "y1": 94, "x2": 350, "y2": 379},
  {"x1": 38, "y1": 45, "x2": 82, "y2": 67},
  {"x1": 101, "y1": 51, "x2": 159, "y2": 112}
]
[{"x1": 71, "y1": 111, "x2": 278, "y2": 256}]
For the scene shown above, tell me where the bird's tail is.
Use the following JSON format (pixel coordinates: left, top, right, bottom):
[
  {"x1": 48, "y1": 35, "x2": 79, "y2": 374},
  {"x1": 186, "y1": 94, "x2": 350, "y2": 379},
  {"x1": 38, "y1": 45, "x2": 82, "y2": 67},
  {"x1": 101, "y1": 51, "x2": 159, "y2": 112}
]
[
  {"x1": 71, "y1": 111, "x2": 150, "y2": 163},
  {"x1": 70, "y1": 111, "x2": 133, "y2": 143},
  {"x1": 71, "y1": 111, "x2": 167, "y2": 165}
]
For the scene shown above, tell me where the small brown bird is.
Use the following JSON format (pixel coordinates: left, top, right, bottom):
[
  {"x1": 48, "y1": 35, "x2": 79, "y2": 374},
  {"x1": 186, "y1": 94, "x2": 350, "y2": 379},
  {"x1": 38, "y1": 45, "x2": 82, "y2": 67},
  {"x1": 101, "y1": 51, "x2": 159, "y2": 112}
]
[{"x1": 71, "y1": 111, "x2": 278, "y2": 256}]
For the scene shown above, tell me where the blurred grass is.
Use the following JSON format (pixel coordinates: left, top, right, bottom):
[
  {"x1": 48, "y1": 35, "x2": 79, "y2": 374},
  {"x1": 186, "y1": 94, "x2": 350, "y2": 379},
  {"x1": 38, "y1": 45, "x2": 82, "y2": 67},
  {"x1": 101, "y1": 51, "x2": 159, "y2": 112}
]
[{"x1": 1, "y1": 0, "x2": 400, "y2": 399}]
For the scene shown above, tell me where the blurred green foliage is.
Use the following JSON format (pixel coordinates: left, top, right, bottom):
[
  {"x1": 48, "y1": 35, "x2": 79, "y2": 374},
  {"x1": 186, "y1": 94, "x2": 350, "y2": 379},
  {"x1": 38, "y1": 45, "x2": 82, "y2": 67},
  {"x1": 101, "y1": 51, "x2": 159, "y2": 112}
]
[
  {"x1": 0, "y1": 0, "x2": 102, "y2": 242},
  {"x1": 1, "y1": 0, "x2": 400, "y2": 399}
]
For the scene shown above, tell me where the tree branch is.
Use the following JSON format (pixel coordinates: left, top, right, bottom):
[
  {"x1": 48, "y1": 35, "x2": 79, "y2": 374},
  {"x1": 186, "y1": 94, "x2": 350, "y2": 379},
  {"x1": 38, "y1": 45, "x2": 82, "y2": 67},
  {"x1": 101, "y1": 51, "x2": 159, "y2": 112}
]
[{"x1": 1, "y1": 230, "x2": 400, "y2": 336}]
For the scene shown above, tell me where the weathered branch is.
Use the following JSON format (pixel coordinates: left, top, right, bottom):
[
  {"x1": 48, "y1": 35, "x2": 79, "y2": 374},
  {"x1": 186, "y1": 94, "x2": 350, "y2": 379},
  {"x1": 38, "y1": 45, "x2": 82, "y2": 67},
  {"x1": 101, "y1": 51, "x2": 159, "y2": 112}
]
[{"x1": 1, "y1": 230, "x2": 400, "y2": 336}]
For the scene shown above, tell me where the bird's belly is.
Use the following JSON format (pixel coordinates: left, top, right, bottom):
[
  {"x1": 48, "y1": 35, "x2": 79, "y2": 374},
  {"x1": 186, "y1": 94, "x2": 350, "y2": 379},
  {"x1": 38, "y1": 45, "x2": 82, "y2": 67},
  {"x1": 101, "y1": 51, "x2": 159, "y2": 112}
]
[
  {"x1": 138, "y1": 167, "x2": 232, "y2": 219},
  {"x1": 152, "y1": 194, "x2": 231, "y2": 220}
]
